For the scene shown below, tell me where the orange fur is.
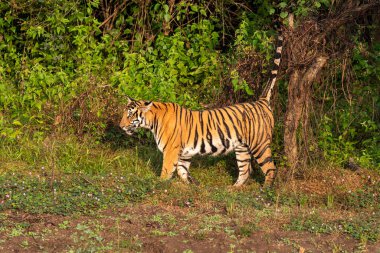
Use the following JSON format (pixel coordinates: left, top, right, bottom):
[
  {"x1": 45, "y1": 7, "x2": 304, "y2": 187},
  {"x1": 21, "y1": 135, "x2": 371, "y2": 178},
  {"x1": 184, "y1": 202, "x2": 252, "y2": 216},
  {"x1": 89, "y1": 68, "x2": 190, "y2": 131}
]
[{"x1": 120, "y1": 98, "x2": 277, "y2": 186}]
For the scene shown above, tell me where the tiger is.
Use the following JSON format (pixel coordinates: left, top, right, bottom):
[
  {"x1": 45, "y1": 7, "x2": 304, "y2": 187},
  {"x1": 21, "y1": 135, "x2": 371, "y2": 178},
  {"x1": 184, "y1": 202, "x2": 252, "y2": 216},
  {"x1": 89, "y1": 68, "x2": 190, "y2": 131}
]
[{"x1": 120, "y1": 34, "x2": 283, "y2": 187}]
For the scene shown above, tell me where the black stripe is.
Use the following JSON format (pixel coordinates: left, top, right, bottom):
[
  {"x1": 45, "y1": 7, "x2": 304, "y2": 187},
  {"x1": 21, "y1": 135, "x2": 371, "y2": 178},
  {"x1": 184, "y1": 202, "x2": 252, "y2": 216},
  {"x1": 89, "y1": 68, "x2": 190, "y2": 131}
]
[
  {"x1": 186, "y1": 119, "x2": 193, "y2": 144},
  {"x1": 255, "y1": 145, "x2": 270, "y2": 160},
  {"x1": 215, "y1": 109, "x2": 231, "y2": 139},
  {"x1": 225, "y1": 138, "x2": 230, "y2": 149},
  {"x1": 250, "y1": 103, "x2": 262, "y2": 147},
  {"x1": 210, "y1": 110, "x2": 218, "y2": 129},
  {"x1": 271, "y1": 64, "x2": 280, "y2": 70},
  {"x1": 179, "y1": 106, "x2": 183, "y2": 123},
  {"x1": 200, "y1": 139, "x2": 206, "y2": 154},
  {"x1": 258, "y1": 157, "x2": 273, "y2": 167},
  {"x1": 206, "y1": 128, "x2": 218, "y2": 153},
  {"x1": 265, "y1": 168, "x2": 277, "y2": 176},
  {"x1": 229, "y1": 106, "x2": 244, "y2": 129},
  {"x1": 193, "y1": 126, "x2": 198, "y2": 149},
  {"x1": 274, "y1": 52, "x2": 282, "y2": 60},
  {"x1": 178, "y1": 164, "x2": 189, "y2": 170},
  {"x1": 210, "y1": 143, "x2": 217, "y2": 153},
  {"x1": 221, "y1": 108, "x2": 241, "y2": 141},
  {"x1": 239, "y1": 170, "x2": 250, "y2": 176},
  {"x1": 217, "y1": 125, "x2": 226, "y2": 148},
  {"x1": 199, "y1": 111, "x2": 204, "y2": 134},
  {"x1": 236, "y1": 158, "x2": 251, "y2": 163}
]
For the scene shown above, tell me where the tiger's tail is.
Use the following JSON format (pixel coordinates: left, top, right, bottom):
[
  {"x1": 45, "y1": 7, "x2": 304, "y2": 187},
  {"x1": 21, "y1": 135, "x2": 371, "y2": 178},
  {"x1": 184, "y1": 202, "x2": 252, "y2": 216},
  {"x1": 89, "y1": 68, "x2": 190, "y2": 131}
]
[{"x1": 261, "y1": 33, "x2": 283, "y2": 102}]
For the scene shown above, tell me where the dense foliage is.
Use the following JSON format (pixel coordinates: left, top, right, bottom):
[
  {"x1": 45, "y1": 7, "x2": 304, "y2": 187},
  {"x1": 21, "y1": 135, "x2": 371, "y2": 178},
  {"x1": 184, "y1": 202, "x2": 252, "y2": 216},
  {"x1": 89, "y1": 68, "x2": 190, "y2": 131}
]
[{"x1": 0, "y1": 0, "x2": 379, "y2": 169}]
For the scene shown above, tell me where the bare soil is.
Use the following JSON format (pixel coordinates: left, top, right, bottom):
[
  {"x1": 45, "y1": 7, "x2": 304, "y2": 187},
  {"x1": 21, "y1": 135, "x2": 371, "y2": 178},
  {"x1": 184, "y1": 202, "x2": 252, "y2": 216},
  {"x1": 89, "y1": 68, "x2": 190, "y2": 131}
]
[{"x1": 1, "y1": 203, "x2": 379, "y2": 253}]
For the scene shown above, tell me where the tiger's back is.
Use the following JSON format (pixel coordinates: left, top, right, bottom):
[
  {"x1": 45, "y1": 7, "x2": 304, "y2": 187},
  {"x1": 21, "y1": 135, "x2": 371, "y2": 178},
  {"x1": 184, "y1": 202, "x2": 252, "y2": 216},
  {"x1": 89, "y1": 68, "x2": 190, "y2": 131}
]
[{"x1": 180, "y1": 98, "x2": 274, "y2": 158}]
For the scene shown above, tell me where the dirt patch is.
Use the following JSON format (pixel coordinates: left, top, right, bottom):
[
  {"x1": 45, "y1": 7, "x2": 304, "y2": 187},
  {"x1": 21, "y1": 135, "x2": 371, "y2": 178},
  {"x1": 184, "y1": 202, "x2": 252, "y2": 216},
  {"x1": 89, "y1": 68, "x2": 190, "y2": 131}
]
[
  {"x1": 1, "y1": 203, "x2": 379, "y2": 253},
  {"x1": 279, "y1": 166, "x2": 380, "y2": 196}
]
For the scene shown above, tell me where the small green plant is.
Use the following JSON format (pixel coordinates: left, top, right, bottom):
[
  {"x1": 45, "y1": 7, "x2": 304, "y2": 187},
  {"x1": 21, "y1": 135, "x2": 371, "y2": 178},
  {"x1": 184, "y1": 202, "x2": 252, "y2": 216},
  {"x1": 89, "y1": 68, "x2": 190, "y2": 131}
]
[
  {"x1": 193, "y1": 230, "x2": 207, "y2": 241},
  {"x1": 236, "y1": 222, "x2": 257, "y2": 237},
  {"x1": 341, "y1": 218, "x2": 380, "y2": 242},
  {"x1": 70, "y1": 222, "x2": 112, "y2": 252},
  {"x1": 10, "y1": 225, "x2": 25, "y2": 237},
  {"x1": 20, "y1": 240, "x2": 29, "y2": 248},
  {"x1": 285, "y1": 214, "x2": 335, "y2": 234},
  {"x1": 151, "y1": 229, "x2": 178, "y2": 237},
  {"x1": 118, "y1": 235, "x2": 143, "y2": 251},
  {"x1": 58, "y1": 220, "x2": 70, "y2": 229},
  {"x1": 326, "y1": 194, "x2": 334, "y2": 209}
]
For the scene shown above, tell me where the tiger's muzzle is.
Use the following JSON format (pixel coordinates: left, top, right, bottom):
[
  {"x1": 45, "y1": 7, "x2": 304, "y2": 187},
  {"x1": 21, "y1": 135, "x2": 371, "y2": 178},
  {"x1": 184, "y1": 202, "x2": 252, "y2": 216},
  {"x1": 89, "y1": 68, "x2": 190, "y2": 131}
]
[{"x1": 122, "y1": 126, "x2": 136, "y2": 135}]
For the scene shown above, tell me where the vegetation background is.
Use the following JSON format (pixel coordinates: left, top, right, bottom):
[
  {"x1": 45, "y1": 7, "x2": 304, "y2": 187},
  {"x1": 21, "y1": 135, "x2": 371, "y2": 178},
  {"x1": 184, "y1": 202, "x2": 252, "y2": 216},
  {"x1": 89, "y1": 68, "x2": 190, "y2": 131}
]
[{"x1": 0, "y1": 0, "x2": 379, "y2": 252}]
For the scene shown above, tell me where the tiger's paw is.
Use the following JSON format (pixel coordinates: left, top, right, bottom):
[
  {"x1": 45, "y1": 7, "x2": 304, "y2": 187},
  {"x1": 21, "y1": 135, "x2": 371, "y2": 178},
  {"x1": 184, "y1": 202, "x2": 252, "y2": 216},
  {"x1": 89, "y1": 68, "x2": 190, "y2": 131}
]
[{"x1": 160, "y1": 172, "x2": 174, "y2": 181}]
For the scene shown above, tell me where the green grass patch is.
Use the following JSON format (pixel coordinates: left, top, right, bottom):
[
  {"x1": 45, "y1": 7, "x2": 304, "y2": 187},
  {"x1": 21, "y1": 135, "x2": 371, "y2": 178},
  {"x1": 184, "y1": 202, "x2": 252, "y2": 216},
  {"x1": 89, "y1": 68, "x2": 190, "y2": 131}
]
[
  {"x1": 340, "y1": 215, "x2": 380, "y2": 242},
  {"x1": 285, "y1": 212, "x2": 380, "y2": 242},
  {"x1": 1, "y1": 135, "x2": 380, "y2": 250},
  {"x1": 0, "y1": 172, "x2": 158, "y2": 215},
  {"x1": 285, "y1": 213, "x2": 336, "y2": 234}
]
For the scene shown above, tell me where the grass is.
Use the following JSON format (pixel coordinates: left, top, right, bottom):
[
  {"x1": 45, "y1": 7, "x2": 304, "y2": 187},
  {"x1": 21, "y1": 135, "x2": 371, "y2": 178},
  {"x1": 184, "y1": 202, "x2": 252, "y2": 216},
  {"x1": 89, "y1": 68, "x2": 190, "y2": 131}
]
[{"x1": 0, "y1": 135, "x2": 379, "y2": 252}]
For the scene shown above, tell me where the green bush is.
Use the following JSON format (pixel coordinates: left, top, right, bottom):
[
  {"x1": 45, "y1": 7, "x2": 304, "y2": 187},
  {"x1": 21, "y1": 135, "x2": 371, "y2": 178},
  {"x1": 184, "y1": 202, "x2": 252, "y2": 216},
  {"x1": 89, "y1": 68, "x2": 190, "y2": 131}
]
[
  {"x1": 112, "y1": 19, "x2": 221, "y2": 108},
  {"x1": 317, "y1": 44, "x2": 380, "y2": 169},
  {"x1": 0, "y1": 0, "x2": 378, "y2": 170}
]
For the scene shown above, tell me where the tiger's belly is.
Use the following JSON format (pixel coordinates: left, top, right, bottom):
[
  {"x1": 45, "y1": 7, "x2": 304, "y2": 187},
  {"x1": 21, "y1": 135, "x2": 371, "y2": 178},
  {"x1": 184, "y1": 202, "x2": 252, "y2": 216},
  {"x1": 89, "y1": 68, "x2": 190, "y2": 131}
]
[{"x1": 182, "y1": 138, "x2": 239, "y2": 157}]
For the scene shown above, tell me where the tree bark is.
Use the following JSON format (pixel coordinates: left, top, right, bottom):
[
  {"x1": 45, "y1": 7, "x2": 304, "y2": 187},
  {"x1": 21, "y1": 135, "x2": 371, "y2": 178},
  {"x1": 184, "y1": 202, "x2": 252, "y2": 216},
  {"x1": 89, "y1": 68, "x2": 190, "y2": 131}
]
[
  {"x1": 281, "y1": 1, "x2": 379, "y2": 171},
  {"x1": 284, "y1": 56, "x2": 328, "y2": 169}
]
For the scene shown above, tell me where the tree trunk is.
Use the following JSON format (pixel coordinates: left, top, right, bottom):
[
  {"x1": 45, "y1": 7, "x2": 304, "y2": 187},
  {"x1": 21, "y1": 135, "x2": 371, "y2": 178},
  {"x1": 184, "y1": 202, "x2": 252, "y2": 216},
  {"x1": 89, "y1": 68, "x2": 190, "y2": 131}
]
[{"x1": 284, "y1": 56, "x2": 328, "y2": 169}]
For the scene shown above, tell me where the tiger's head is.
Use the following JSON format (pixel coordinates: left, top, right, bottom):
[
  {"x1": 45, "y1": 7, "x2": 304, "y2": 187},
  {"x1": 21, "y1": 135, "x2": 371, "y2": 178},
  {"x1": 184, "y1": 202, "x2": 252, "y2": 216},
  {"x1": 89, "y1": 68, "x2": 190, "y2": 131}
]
[{"x1": 119, "y1": 97, "x2": 152, "y2": 135}]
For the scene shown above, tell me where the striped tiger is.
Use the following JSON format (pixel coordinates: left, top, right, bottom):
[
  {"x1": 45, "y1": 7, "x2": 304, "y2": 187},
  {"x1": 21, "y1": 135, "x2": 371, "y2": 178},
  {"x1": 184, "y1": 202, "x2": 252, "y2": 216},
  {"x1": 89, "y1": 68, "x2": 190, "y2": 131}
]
[{"x1": 120, "y1": 35, "x2": 283, "y2": 186}]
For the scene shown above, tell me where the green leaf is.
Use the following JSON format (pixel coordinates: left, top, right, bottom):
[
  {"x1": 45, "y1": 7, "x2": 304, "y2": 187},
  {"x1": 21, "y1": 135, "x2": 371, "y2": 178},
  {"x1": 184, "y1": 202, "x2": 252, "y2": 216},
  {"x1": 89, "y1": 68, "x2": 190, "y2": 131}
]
[
  {"x1": 269, "y1": 8, "x2": 275, "y2": 15},
  {"x1": 280, "y1": 11, "x2": 288, "y2": 19},
  {"x1": 153, "y1": 3, "x2": 161, "y2": 11},
  {"x1": 279, "y1": 2, "x2": 287, "y2": 8},
  {"x1": 245, "y1": 87, "x2": 254, "y2": 95},
  {"x1": 190, "y1": 5, "x2": 198, "y2": 12},
  {"x1": 12, "y1": 120, "x2": 22, "y2": 126},
  {"x1": 164, "y1": 14, "x2": 171, "y2": 22}
]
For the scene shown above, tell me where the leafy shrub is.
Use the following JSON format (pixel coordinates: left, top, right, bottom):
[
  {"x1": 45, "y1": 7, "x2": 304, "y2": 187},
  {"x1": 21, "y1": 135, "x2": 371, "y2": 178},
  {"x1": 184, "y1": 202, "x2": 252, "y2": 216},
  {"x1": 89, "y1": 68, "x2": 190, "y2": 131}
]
[
  {"x1": 112, "y1": 19, "x2": 221, "y2": 108},
  {"x1": 317, "y1": 44, "x2": 380, "y2": 169}
]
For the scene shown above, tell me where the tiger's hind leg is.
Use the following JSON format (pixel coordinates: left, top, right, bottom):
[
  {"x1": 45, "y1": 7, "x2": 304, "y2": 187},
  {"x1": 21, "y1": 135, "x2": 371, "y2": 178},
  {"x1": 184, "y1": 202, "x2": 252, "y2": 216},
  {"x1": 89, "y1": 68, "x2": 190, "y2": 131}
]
[
  {"x1": 254, "y1": 145, "x2": 277, "y2": 186},
  {"x1": 234, "y1": 145, "x2": 252, "y2": 187}
]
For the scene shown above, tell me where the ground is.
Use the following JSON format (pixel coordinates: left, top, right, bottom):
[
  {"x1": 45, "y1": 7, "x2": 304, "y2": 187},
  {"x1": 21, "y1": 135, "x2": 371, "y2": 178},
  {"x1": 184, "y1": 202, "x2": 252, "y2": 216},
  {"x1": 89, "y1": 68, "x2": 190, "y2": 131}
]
[
  {"x1": 0, "y1": 138, "x2": 379, "y2": 252},
  {"x1": 1, "y1": 201, "x2": 379, "y2": 252}
]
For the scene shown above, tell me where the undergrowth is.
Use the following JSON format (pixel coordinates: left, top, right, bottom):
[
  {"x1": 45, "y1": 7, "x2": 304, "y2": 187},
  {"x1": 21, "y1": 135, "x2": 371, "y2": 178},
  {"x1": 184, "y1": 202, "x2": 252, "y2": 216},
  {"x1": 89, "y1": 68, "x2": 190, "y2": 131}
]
[{"x1": 0, "y1": 136, "x2": 379, "y2": 245}]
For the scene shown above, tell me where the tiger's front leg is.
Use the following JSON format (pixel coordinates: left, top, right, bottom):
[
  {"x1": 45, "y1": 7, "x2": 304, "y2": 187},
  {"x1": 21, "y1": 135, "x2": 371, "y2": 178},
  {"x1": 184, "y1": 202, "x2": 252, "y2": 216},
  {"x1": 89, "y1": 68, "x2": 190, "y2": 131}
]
[
  {"x1": 177, "y1": 156, "x2": 200, "y2": 185},
  {"x1": 176, "y1": 156, "x2": 193, "y2": 184},
  {"x1": 160, "y1": 150, "x2": 179, "y2": 180},
  {"x1": 160, "y1": 150, "x2": 180, "y2": 180}
]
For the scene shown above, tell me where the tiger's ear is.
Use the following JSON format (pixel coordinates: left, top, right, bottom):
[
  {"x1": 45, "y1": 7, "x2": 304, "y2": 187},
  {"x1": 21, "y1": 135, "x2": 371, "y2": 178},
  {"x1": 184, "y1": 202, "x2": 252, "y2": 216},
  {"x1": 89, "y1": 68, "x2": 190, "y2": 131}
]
[
  {"x1": 140, "y1": 101, "x2": 152, "y2": 112},
  {"x1": 126, "y1": 96, "x2": 135, "y2": 105}
]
